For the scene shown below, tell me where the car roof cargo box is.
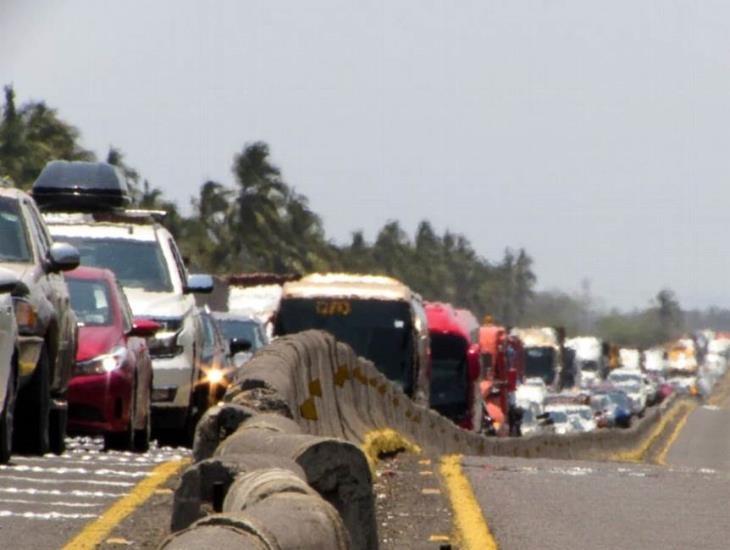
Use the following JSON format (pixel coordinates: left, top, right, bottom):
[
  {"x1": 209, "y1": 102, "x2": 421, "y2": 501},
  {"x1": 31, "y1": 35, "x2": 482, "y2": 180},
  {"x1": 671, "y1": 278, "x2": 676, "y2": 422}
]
[{"x1": 32, "y1": 161, "x2": 131, "y2": 211}]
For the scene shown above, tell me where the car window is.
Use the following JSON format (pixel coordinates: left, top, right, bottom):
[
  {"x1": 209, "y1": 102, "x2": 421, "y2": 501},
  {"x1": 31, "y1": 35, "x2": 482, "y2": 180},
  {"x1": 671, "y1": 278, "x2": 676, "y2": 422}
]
[
  {"x1": 0, "y1": 196, "x2": 32, "y2": 262},
  {"x1": 25, "y1": 200, "x2": 53, "y2": 253},
  {"x1": 116, "y1": 282, "x2": 134, "y2": 333},
  {"x1": 67, "y1": 278, "x2": 114, "y2": 326},
  {"x1": 63, "y1": 237, "x2": 173, "y2": 292},
  {"x1": 167, "y1": 238, "x2": 188, "y2": 285}
]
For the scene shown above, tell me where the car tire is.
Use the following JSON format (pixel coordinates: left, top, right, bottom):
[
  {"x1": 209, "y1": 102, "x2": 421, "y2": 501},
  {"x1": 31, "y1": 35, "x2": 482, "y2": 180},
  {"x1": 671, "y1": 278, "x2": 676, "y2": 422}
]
[
  {"x1": 14, "y1": 344, "x2": 51, "y2": 455},
  {"x1": 0, "y1": 356, "x2": 17, "y2": 464},
  {"x1": 49, "y1": 406, "x2": 67, "y2": 455},
  {"x1": 133, "y1": 384, "x2": 151, "y2": 453}
]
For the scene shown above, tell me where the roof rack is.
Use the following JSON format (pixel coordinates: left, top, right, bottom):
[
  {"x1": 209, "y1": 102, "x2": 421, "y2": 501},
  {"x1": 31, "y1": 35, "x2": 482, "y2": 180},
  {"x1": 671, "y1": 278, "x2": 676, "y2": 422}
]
[{"x1": 43, "y1": 208, "x2": 167, "y2": 226}]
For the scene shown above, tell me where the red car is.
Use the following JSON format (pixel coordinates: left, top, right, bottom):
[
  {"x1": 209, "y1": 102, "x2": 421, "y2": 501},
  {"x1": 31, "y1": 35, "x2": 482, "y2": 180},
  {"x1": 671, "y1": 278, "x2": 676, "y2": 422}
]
[{"x1": 65, "y1": 267, "x2": 158, "y2": 451}]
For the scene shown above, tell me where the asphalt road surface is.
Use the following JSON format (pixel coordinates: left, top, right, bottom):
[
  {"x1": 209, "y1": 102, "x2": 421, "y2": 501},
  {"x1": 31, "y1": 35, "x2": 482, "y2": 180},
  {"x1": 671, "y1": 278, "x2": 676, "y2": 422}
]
[
  {"x1": 465, "y1": 392, "x2": 730, "y2": 550},
  {"x1": 0, "y1": 437, "x2": 189, "y2": 549}
]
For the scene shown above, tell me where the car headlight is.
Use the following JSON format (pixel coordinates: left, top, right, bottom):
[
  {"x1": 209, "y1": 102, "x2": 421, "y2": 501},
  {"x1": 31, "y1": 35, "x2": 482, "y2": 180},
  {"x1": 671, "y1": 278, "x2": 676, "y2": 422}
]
[
  {"x1": 13, "y1": 297, "x2": 38, "y2": 334},
  {"x1": 75, "y1": 346, "x2": 128, "y2": 375}
]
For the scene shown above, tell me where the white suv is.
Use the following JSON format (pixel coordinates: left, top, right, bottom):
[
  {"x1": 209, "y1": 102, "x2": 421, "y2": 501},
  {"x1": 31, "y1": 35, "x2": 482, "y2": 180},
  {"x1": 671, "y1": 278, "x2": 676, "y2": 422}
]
[{"x1": 45, "y1": 211, "x2": 213, "y2": 443}]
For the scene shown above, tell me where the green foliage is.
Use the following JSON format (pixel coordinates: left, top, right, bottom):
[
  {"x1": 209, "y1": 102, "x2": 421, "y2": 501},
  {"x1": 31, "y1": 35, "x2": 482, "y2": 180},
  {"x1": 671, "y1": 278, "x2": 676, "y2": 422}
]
[{"x1": 0, "y1": 85, "x2": 93, "y2": 189}]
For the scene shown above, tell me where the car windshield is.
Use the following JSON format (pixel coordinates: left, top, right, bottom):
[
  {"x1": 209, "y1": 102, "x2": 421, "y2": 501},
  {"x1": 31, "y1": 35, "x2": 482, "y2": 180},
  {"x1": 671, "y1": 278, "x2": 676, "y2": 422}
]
[
  {"x1": 429, "y1": 333, "x2": 469, "y2": 422},
  {"x1": 63, "y1": 237, "x2": 173, "y2": 292},
  {"x1": 217, "y1": 319, "x2": 262, "y2": 350},
  {"x1": 524, "y1": 347, "x2": 555, "y2": 384},
  {"x1": 549, "y1": 410, "x2": 568, "y2": 423},
  {"x1": 0, "y1": 197, "x2": 31, "y2": 262},
  {"x1": 607, "y1": 391, "x2": 631, "y2": 408},
  {"x1": 275, "y1": 297, "x2": 415, "y2": 394},
  {"x1": 66, "y1": 278, "x2": 113, "y2": 326},
  {"x1": 623, "y1": 382, "x2": 641, "y2": 393},
  {"x1": 580, "y1": 360, "x2": 599, "y2": 372}
]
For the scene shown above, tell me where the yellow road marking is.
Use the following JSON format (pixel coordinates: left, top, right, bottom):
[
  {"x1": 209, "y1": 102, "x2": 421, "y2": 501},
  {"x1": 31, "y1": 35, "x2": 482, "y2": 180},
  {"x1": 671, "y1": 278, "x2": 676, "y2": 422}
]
[
  {"x1": 655, "y1": 403, "x2": 695, "y2": 465},
  {"x1": 440, "y1": 454, "x2": 497, "y2": 550},
  {"x1": 361, "y1": 428, "x2": 421, "y2": 472},
  {"x1": 63, "y1": 458, "x2": 190, "y2": 550}
]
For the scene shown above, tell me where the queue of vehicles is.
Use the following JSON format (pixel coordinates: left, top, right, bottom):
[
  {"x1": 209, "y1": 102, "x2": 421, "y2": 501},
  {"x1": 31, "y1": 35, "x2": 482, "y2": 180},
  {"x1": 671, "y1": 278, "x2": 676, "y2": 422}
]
[{"x1": 1, "y1": 159, "x2": 728, "y2": 465}]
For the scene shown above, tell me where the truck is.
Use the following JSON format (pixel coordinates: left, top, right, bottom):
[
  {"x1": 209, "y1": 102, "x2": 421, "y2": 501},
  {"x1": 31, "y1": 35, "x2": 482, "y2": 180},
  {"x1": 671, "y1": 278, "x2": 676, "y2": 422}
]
[
  {"x1": 425, "y1": 302, "x2": 483, "y2": 431},
  {"x1": 511, "y1": 327, "x2": 563, "y2": 390},
  {"x1": 565, "y1": 336, "x2": 606, "y2": 389}
]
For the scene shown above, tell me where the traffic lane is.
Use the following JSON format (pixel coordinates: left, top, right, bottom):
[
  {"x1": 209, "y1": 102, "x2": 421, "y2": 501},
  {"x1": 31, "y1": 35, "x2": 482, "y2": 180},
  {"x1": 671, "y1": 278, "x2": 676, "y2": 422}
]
[
  {"x1": 666, "y1": 403, "x2": 730, "y2": 471},
  {"x1": 463, "y1": 455, "x2": 730, "y2": 550},
  {"x1": 0, "y1": 437, "x2": 189, "y2": 549}
]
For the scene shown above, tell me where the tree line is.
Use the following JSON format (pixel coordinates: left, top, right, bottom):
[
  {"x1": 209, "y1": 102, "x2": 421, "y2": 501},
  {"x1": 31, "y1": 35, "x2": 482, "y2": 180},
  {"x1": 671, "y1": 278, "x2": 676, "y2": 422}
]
[{"x1": 0, "y1": 85, "x2": 707, "y2": 346}]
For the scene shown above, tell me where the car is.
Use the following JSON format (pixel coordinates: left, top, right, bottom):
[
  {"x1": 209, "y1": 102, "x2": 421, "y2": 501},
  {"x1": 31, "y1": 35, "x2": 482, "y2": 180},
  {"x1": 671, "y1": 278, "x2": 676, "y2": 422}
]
[
  {"x1": 562, "y1": 404, "x2": 597, "y2": 432},
  {"x1": 607, "y1": 368, "x2": 648, "y2": 416},
  {"x1": 0, "y1": 269, "x2": 21, "y2": 463},
  {"x1": 65, "y1": 266, "x2": 159, "y2": 451},
  {"x1": 35, "y1": 161, "x2": 214, "y2": 445},
  {"x1": 0, "y1": 185, "x2": 80, "y2": 455},
  {"x1": 544, "y1": 407, "x2": 576, "y2": 435},
  {"x1": 212, "y1": 312, "x2": 268, "y2": 368},
  {"x1": 198, "y1": 307, "x2": 233, "y2": 403},
  {"x1": 592, "y1": 389, "x2": 633, "y2": 428}
]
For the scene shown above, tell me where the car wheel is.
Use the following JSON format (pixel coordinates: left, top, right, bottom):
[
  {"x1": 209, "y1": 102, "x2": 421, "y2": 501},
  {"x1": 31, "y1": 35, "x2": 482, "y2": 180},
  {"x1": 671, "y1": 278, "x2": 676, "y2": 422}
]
[
  {"x1": 133, "y1": 385, "x2": 151, "y2": 453},
  {"x1": 0, "y1": 356, "x2": 17, "y2": 464},
  {"x1": 49, "y1": 405, "x2": 67, "y2": 455},
  {"x1": 14, "y1": 344, "x2": 51, "y2": 455},
  {"x1": 104, "y1": 391, "x2": 135, "y2": 452}
]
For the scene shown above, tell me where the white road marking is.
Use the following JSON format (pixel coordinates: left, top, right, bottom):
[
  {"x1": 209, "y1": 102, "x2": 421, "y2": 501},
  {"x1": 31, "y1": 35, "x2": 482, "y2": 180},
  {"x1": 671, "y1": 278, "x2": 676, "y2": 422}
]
[
  {"x1": 0, "y1": 510, "x2": 98, "y2": 520},
  {"x1": 0, "y1": 487, "x2": 126, "y2": 498},
  {"x1": 0, "y1": 475, "x2": 134, "y2": 487},
  {"x1": 0, "y1": 498, "x2": 101, "y2": 508},
  {"x1": 0, "y1": 465, "x2": 147, "y2": 477}
]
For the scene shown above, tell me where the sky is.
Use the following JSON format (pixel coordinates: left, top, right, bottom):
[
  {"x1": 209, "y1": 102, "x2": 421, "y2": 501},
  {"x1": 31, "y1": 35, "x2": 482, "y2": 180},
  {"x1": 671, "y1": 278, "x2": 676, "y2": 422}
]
[{"x1": 2, "y1": 0, "x2": 730, "y2": 310}]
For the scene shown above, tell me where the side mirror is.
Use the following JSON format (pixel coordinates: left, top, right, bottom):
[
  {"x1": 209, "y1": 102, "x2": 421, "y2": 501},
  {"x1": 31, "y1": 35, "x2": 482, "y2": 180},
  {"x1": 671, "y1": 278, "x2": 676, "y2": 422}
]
[
  {"x1": 129, "y1": 318, "x2": 161, "y2": 337},
  {"x1": 184, "y1": 274, "x2": 214, "y2": 294},
  {"x1": 0, "y1": 269, "x2": 19, "y2": 294},
  {"x1": 229, "y1": 337, "x2": 253, "y2": 355},
  {"x1": 47, "y1": 242, "x2": 80, "y2": 273}
]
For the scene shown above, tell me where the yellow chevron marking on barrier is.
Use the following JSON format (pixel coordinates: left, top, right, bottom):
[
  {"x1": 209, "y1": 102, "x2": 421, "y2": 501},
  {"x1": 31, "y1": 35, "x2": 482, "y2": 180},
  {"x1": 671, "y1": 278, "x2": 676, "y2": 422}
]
[
  {"x1": 63, "y1": 458, "x2": 189, "y2": 550},
  {"x1": 440, "y1": 455, "x2": 497, "y2": 550},
  {"x1": 334, "y1": 366, "x2": 351, "y2": 387},
  {"x1": 377, "y1": 383, "x2": 387, "y2": 395},
  {"x1": 299, "y1": 397, "x2": 319, "y2": 420},
  {"x1": 368, "y1": 377, "x2": 379, "y2": 387},
  {"x1": 308, "y1": 378, "x2": 322, "y2": 397},
  {"x1": 392, "y1": 397, "x2": 400, "y2": 407},
  {"x1": 353, "y1": 367, "x2": 367, "y2": 384},
  {"x1": 361, "y1": 428, "x2": 421, "y2": 472}
]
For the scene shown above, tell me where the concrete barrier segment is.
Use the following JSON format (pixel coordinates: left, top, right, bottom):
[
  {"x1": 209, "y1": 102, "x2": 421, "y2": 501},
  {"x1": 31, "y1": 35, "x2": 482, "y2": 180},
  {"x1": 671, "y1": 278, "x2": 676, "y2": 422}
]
[
  {"x1": 192, "y1": 403, "x2": 258, "y2": 463},
  {"x1": 222, "y1": 468, "x2": 319, "y2": 513},
  {"x1": 159, "y1": 524, "x2": 270, "y2": 550},
  {"x1": 171, "y1": 454, "x2": 306, "y2": 532}
]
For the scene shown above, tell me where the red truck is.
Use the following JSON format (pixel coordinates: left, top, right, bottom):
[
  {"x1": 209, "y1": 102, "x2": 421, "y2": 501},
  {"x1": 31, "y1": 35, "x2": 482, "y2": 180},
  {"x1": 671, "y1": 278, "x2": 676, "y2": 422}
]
[
  {"x1": 478, "y1": 321, "x2": 525, "y2": 436},
  {"x1": 425, "y1": 303, "x2": 483, "y2": 431}
]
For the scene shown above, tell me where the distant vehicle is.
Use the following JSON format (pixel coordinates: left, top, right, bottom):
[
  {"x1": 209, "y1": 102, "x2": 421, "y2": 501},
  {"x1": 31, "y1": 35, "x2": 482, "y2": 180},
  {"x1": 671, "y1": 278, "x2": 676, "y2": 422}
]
[
  {"x1": 36, "y1": 160, "x2": 214, "y2": 445},
  {"x1": 643, "y1": 347, "x2": 667, "y2": 374},
  {"x1": 212, "y1": 312, "x2": 268, "y2": 367},
  {"x1": 65, "y1": 267, "x2": 158, "y2": 451},
  {"x1": 592, "y1": 390, "x2": 633, "y2": 428},
  {"x1": 0, "y1": 269, "x2": 20, "y2": 463},
  {"x1": 479, "y1": 322, "x2": 525, "y2": 436},
  {"x1": 274, "y1": 273, "x2": 431, "y2": 405},
  {"x1": 511, "y1": 327, "x2": 562, "y2": 388},
  {"x1": 516, "y1": 377, "x2": 547, "y2": 409},
  {"x1": 0, "y1": 185, "x2": 80, "y2": 455},
  {"x1": 619, "y1": 348, "x2": 641, "y2": 371},
  {"x1": 544, "y1": 407, "x2": 575, "y2": 435},
  {"x1": 198, "y1": 308, "x2": 233, "y2": 403},
  {"x1": 562, "y1": 404, "x2": 597, "y2": 432},
  {"x1": 666, "y1": 339, "x2": 698, "y2": 374},
  {"x1": 565, "y1": 336, "x2": 606, "y2": 388},
  {"x1": 425, "y1": 302, "x2": 483, "y2": 431},
  {"x1": 607, "y1": 368, "x2": 648, "y2": 415}
]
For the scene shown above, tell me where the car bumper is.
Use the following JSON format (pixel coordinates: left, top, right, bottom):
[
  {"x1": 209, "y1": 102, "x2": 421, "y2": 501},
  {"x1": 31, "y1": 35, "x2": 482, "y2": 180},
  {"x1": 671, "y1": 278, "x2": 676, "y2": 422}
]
[
  {"x1": 150, "y1": 354, "x2": 195, "y2": 409},
  {"x1": 67, "y1": 371, "x2": 133, "y2": 434}
]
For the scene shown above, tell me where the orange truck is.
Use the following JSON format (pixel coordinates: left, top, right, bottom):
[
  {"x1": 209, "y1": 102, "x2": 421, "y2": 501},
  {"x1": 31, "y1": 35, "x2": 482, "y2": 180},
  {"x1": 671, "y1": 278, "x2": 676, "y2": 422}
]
[{"x1": 479, "y1": 321, "x2": 525, "y2": 435}]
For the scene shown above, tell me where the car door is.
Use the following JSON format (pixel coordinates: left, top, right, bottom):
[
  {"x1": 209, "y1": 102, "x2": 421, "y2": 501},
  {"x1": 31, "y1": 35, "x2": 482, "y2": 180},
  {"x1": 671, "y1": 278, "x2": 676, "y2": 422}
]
[{"x1": 22, "y1": 199, "x2": 76, "y2": 392}]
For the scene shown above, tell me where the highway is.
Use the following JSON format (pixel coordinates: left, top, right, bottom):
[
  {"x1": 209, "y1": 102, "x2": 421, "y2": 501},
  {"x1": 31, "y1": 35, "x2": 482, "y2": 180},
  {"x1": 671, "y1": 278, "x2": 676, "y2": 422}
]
[
  {"x1": 463, "y1": 391, "x2": 730, "y2": 550},
  {"x1": 0, "y1": 437, "x2": 189, "y2": 549}
]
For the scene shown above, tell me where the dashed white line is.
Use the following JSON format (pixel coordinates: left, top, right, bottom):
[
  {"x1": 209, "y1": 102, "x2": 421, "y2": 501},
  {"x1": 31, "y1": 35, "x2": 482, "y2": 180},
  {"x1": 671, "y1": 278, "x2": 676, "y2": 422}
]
[
  {"x1": 0, "y1": 499, "x2": 101, "y2": 509},
  {"x1": 0, "y1": 487, "x2": 126, "y2": 498},
  {"x1": 0, "y1": 510, "x2": 98, "y2": 520},
  {"x1": 0, "y1": 475, "x2": 134, "y2": 487}
]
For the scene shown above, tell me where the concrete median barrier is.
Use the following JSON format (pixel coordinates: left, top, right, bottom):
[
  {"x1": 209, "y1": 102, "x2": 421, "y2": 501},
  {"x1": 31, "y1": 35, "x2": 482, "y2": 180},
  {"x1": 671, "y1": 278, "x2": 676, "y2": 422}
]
[{"x1": 168, "y1": 330, "x2": 691, "y2": 550}]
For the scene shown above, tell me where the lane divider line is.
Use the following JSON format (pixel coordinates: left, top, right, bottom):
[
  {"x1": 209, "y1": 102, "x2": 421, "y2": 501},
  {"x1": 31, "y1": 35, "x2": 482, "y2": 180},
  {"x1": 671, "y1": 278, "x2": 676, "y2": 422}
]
[
  {"x1": 62, "y1": 458, "x2": 190, "y2": 550},
  {"x1": 655, "y1": 403, "x2": 695, "y2": 466},
  {"x1": 440, "y1": 454, "x2": 497, "y2": 550}
]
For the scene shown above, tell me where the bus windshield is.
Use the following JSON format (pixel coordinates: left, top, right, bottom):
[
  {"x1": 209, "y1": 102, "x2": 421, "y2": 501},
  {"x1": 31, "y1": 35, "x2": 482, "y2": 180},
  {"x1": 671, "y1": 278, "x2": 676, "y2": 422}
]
[
  {"x1": 275, "y1": 298, "x2": 415, "y2": 394},
  {"x1": 524, "y1": 346, "x2": 556, "y2": 384},
  {"x1": 429, "y1": 333, "x2": 469, "y2": 423}
]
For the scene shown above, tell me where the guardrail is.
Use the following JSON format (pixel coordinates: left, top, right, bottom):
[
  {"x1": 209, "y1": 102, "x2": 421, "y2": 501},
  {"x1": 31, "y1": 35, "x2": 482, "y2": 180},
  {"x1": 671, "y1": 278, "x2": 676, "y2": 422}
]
[{"x1": 161, "y1": 330, "x2": 691, "y2": 549}]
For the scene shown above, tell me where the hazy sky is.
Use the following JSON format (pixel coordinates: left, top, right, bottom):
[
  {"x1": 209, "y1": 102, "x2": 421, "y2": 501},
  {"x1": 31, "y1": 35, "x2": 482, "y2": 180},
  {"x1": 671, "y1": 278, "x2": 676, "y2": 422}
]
[{"x1": 2, "y1": 1, "x2": 729, "y2": 310}]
